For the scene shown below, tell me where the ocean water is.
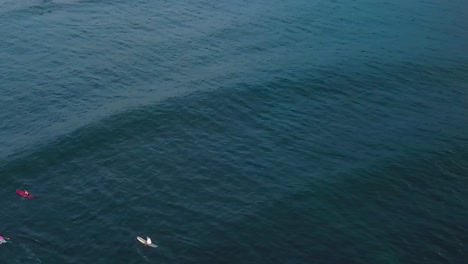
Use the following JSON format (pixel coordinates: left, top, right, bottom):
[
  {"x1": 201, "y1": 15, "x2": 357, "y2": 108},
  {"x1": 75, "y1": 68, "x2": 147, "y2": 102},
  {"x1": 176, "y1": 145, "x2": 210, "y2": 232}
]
[{"x1": 0, "y1": 0, "x2": 467, "y2": 263}]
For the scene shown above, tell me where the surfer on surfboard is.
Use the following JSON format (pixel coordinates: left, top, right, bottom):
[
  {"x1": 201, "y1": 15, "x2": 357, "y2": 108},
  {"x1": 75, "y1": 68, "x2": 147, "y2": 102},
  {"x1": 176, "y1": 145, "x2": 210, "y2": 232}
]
[
  {"x1": 0, "y1": 236, "x2": 10, "y2": 244},
  {"x1": 16, "y1": 189, "x2": 33, "y2": 198},
  {"x1": 137, "y1": 236, "x2": 157, "y2": 248}
]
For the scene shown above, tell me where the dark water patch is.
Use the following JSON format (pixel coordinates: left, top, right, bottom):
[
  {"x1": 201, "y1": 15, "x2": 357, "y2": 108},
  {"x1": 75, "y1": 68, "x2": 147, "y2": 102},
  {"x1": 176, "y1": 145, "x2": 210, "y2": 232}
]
[{"x1": 185, "y1": 148, "x2": 468, "y2": 264}]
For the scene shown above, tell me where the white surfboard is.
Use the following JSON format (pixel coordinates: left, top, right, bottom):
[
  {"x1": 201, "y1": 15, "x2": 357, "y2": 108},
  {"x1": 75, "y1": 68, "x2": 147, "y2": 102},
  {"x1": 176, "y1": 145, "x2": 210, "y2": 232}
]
[{"x1": 137, "y1": 236, "x2": 158, "y2": 248}]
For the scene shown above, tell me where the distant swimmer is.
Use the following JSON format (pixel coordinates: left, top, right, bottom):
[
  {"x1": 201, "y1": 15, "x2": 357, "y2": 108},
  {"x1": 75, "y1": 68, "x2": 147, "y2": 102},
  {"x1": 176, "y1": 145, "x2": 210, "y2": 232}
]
[
  {"x1": 137, "y1": 236, "x2": 158, "y2": 248},
  {"x1": 0, "y1": 236, "x2": 10, "y2": 244}
]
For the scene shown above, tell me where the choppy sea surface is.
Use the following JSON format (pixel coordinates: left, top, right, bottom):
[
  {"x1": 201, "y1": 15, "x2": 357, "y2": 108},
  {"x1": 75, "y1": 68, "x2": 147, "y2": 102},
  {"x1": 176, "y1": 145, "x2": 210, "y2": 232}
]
[{"x1": 0, "y1": 0, "x2": 467, "y2": 263}]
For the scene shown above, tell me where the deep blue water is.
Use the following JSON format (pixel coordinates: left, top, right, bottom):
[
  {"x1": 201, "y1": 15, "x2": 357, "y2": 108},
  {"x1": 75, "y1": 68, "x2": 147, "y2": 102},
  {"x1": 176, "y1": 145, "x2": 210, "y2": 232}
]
[{"x1": 0, "y1": 0, "x2": 467, "y2": 263}]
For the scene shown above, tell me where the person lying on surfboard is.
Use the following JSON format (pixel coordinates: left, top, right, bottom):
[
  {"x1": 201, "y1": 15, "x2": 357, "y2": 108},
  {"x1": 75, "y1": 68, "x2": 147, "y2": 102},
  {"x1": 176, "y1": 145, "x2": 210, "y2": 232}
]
[{"x1": 24, "y1": 190, "x2": 30, "y2": 197}]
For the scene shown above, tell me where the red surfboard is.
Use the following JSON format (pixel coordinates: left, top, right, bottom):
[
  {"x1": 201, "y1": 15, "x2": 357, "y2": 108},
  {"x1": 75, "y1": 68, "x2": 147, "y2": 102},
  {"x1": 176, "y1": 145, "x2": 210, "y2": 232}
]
[{"x1": 16, "y1": 190, "x2": 33, "y2": 199}]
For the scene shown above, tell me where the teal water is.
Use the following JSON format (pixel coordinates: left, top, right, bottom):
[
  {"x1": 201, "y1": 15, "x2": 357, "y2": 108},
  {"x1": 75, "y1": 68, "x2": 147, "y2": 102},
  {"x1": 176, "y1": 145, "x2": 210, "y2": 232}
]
[{"x1": 1, "y1": 0, "x2": 467, "y2": 263}]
